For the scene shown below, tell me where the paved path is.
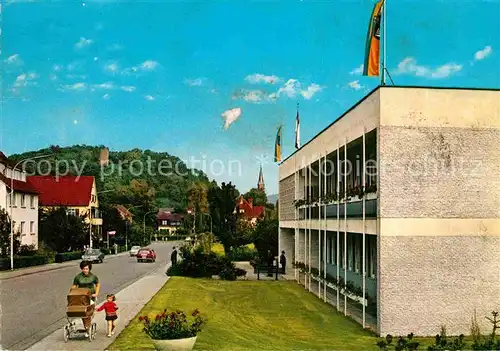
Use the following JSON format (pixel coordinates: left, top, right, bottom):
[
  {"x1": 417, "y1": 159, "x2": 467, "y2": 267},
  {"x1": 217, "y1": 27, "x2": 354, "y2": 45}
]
[
  {"x1": 26, "y1": 262, "x2": 170, "y2": 351},
  {"x1": 1, "y1": 242, "x2": 179, "y2": 351}
]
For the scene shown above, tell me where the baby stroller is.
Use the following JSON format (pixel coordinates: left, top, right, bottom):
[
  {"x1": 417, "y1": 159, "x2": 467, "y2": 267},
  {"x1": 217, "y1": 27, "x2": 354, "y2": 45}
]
[{"x1": 63, "y1": 287, "x2": 97, "y2": 342}]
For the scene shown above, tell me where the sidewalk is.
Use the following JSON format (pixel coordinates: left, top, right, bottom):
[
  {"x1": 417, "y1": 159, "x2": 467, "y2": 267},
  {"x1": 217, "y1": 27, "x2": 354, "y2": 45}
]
[
  {"x1": 26, "y1": 262, "x2": 171, "y2": 351},
  {"x1": 0, "y1": 252, "x2": 130, "y2": 281}
]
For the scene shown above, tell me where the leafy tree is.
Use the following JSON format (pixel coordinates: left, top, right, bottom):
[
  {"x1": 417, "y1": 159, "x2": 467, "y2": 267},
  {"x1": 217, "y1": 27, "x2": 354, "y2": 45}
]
[
  {"x1": 187, "y1": 181, "x2": 208, "y2": 232},
  {"x1": 0, "y1": 208, "x2": 21, "y2": 257},
  {"x1": 243, "y1": 188, "x2": 267, "y2": 206},
  {"x1": 250, "y1": 218, "x2": 278, "y2": 259},
  {"x1": 39, "y1": 208, "x2": 88, "y2": 252},
  {"x1": 100, "y1": 204, "x2": 127, "y2": 247},
  {"x1": 207, "y1": 182, "x2": 240, "y2": 253}
]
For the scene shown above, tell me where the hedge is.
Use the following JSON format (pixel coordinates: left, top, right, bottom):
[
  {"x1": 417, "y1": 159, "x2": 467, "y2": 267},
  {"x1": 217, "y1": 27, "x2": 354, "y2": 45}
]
[
  {"x1": 0, "y1": 255, "x2": 50, "y2": 271},
  {"x1": 55, "y1": 251, "x2": 84, "y2": 263}
]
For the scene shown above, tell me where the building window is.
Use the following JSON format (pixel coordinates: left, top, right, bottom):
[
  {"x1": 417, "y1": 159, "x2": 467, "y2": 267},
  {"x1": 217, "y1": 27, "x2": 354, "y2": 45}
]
[
  {"x1": 162, "y1": 220, "x2": 168, "y2": 225},
  {"x1": 30, "y1": 195, "x2": 35, "y2": 208},
  {"x1": 67, "y1": 209, "x2": 77, "y2": 216},
  {"x1": 20, "y1": 221, "x2": 25, "y2": 234},
  {"x1": 21, "y1": 194, "x2": 26, "y2": 207},
  {"x1": 30, "y1": 221, "x2": 34, "y2": 233}
]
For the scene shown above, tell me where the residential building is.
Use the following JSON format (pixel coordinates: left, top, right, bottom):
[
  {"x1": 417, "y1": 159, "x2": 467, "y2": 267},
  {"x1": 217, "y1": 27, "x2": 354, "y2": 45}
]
[
  {"x1": 0, "y1": 152, "x2": 40, "y2": 249},
  {"x1": 115, "y1": 204, "x2": 134, "y2": 223},
  {"x1": 157, "y1": 208, "x2": 184, "y2": 234},
  {"x1": 28, "y1": 175, "x2": 103, "y2": 242},
  {"x1": 235, "y1": 196, "x2": 265, "y2": 225},
  {"x1": 278, "y1": 86, "x2": 500, "y2": 337}
]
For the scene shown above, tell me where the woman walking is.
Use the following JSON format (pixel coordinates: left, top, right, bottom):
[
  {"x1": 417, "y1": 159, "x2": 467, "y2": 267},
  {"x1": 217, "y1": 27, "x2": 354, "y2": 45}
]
[{"x1": 71, "y1": 260, "x2": 100, "y2": 337}]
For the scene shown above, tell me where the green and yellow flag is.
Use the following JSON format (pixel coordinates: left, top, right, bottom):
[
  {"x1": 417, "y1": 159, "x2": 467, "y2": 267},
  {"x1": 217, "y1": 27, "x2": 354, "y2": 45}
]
[
  {"x1": 274, "y1": 125, "x2": 282, "y2": 163},
  {"x1": 363, "y1": 0, "x2": 384, "y2": 77}
]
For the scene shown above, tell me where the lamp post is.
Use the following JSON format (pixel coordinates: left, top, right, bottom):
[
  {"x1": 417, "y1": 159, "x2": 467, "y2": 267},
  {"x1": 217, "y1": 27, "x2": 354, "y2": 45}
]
[
  {"x1": 9, "y1": 154, "x2": 50, "y2": 271},
  {"x1": 125, "y1": 205, "x2": 142, "y2": 251},
  {"x1": 143, "y1": 210, "x2": 156, "y2": 244}
]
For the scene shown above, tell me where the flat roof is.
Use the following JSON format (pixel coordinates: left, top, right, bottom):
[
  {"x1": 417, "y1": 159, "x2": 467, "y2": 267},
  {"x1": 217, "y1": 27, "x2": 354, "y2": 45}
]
[{"x1": 280, "y1": 85, "x2": 500, "y2": 165}]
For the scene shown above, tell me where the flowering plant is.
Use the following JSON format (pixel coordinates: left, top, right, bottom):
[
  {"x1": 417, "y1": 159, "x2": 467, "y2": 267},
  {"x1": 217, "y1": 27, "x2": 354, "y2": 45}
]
[{"x1": 138, "y1": 309, "x2": 206, "y2": 340}]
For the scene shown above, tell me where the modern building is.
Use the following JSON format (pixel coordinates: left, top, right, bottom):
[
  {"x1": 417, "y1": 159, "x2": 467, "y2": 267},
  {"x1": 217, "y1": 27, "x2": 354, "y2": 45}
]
[
  {"x1": 156, "y1": 208, "x2": 184, "y2": 234},
  {"x1": 28, "y1": 175, "x2": 103, "y2": 245},
  {"x1": 0, "y1": 152, "x2": 40, "y2": 249},
  {"x1": 278, "y1": 86, "x2": 500, "y2": 337}
]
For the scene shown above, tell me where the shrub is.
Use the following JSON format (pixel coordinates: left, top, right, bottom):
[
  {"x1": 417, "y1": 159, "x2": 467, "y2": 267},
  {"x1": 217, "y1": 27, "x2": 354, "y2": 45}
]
[
  {"x1": 219, "y1": 267, "x2": 236, "y2": 281},
  {"x1": 18, "y1": 244, "x2": 37, "y2": 256},
  {"x1": 376, "y1": 334, "x2": 420, "y2": 350},
  {"x1": 227, "y1": 245, "x2": 258, "y2": 261},
  {"x1": 139, "y1": 308, "x2": 206, "y2": 340},
  {"x1": 100, "y1": 248, "x2": 110, "y2": 255},
  {"x1": 471, "y1": 311, "x2": 500, "y2": 350},
  {"x1": 0, "y1": 255, "x2": 50, "y2": 270},
  {"x1": 54, "y1": 251, "x2": 84, "y2": 263}
]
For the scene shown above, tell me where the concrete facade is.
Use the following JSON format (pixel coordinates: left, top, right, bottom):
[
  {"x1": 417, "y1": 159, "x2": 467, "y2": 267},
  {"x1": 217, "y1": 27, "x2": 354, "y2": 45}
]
[{"x1": 278, "y1": 86, "x2": 500, "y2": 337}]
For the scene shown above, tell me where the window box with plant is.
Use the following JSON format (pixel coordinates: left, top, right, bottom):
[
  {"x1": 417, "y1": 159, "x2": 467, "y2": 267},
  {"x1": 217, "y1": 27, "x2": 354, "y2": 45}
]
[{"x1": 138, "y1": 308, "x2": 206, "y2": 351}]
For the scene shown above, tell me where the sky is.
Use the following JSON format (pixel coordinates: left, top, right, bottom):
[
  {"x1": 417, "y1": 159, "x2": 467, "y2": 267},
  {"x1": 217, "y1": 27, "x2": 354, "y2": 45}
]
[{"x1": 1, "y1": 0, "x2": 499, "y2": 195}]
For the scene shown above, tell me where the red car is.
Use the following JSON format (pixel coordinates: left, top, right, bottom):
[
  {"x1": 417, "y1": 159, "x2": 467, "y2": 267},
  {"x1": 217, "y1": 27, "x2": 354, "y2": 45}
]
[{"x1": 136, "y1": 248, "x2": 156, "y2": 263}]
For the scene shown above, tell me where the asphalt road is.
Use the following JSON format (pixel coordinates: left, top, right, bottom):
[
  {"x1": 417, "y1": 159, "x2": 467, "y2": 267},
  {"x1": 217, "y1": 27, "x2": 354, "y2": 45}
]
[{"x1": 0, "y1": 241, "x2": 179, "y2": 351}]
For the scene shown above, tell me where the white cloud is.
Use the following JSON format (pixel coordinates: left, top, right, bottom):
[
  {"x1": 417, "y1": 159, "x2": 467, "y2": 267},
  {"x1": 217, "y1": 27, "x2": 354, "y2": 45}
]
[
  {"x1": 75, "y1": 37, "x2": 93, "y2": 49},
  {"x1": 245, "y1": 73, "x2": 281, "y2": 84},
  {"x1": 61, "y1": 82, "x2": 87, "y2": 91},
  {"x1": 5, "y1": 54, "x2": 22, "y2": 65},
  {"x1": 185, "y1": 78, "x2": 204, "y2": 86},
  {"x1": 350, "y1": 64, "x2": 364, "y2": 75},
  {"x1": 221, "y1": 107, "x2": 242, "y2": 130},
  {"x1": 348, "y1": 80, "x2": 363, "y2": 90},
  {"x1": 121, "y1": 86, "x2": 136, "y2": 92},
  {"x1": 474, "y1": 46, "x2": 492, "y2": 61},
  {"x1": 93, "y1": 82, "x2": 114, "y2": 90},
  {"x1": 300, "y1": 83, "x2": 323, "y2": 99},
  {"x1": 277, "y1": 79, "x2": 301, "y2": 98},
  {"x1": 104, "y1": 62, "x2": 119, "y2": 73},
  {"x1": 93, "y1": 57, "x2": 99, "y2": 61},
  {"x1": 103, "y1": 94, "x2": 111, "y2": 100},
  {"x1": 11, "y1": 72, "x2": 38, "y2": 92},
  {"x1": 140, "y1": 60, "x2": 159, "y2": 71},
  {"x1": 395, "y1": 57, "x2": 462, "y2": 79},
  {"x1": 145, "y1": 95, "x2": 155, "y2": 101}
]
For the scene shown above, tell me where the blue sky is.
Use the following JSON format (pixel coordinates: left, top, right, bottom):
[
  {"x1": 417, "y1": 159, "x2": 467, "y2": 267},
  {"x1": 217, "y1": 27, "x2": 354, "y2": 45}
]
[{"x1": 1, "y1": 0, "x2": 499, "y2": 195}]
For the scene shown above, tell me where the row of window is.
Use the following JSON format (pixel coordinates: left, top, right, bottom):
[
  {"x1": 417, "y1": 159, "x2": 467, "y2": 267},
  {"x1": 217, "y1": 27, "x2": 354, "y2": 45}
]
[
  {"x1": 301, "y1": 232, "x2": 376, "y2": 278},
  {"x1": 12, "y1": 220, "x2": 35, "y2": 235},
  {"x1": 8, "y1": 193, "x2": 36, "y2": 208},
  {"x1": 160, "y1": 220, "x2": 182, "y2": 226}
]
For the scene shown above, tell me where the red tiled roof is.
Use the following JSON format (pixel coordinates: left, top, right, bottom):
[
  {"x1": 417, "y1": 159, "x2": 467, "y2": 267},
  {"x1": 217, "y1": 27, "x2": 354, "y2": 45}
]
[
  {"x1": 157, "y1": 211, "x2": 184, "y2": 221},
  {"x1": 0, "y1": 173, "x2": 39, "y2": 194},
  {"x1": 236, "y1": 196, "x2": 265, "y2": 219},
  {"x1": 27, "y1": 176, "x2": 95, "y2": 206}
]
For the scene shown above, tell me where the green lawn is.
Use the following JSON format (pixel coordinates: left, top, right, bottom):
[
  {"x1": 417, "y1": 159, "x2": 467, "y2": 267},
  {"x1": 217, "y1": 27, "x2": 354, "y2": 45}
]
[
  {"x1": 211, "y1": 243, "x2": 255, "y2": 256},
  {"x1": 109, "y1": 277, "x2": 380, "y2": 350}
]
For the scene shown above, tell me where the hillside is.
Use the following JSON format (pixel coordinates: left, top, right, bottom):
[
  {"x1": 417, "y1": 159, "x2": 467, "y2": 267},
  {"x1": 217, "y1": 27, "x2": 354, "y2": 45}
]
[{"x1": 9, "y1": 145, "x2": 211, "y2": 211}]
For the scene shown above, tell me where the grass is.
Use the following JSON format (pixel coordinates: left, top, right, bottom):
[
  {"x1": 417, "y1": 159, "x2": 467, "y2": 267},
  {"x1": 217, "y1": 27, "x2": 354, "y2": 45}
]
[
  {"x1": 211, "y1": 243, "x2": 255, "y2": 256},
  {"x1": 109, "y1": 277, "x2": 381, "y2": 350}
]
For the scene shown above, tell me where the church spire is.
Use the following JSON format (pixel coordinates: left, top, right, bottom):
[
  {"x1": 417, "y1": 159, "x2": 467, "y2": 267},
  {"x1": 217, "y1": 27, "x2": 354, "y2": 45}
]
[{"x1": 257, "y1": 165, "x2": 265, "y2": 191}]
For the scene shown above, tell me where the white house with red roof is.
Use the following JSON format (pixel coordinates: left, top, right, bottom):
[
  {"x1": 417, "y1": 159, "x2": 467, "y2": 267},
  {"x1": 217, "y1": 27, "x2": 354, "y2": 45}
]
[
  {"x1": 0, "y1": 152, "x2": 41, "y2": 249},
  {"x1": 156, "y1": 208, "x2": 184, "y2": 235},
  {"x1": 235, "y1": 196, "x2": 265, "y2": 225},
  {"x1": 28, "y1": 175, "x2": 103, "y2": 243}
]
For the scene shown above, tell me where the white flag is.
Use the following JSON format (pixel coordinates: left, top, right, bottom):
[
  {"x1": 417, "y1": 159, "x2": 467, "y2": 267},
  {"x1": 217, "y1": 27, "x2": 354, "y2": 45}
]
[{"x1": 295, "y1": 110, "x2": 300, "y2": 149}]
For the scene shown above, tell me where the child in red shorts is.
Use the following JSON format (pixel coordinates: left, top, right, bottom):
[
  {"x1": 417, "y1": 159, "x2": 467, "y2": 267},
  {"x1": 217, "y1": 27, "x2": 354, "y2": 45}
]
[{"x1": 97, "y1": 294, "x2": 118, "y2": 337}]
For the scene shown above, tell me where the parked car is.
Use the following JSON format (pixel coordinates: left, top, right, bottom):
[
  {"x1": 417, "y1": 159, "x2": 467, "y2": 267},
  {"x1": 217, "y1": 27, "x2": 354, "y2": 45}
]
[
  {"x1": 129, "y1": 245, "x2": 141, "y2": 257},
  {"x1": 136, "y1": 248, "x2": 156, "y2": 263},
  {"x1": 81, "y1": 248, "x2": 105, "y2": 263}
]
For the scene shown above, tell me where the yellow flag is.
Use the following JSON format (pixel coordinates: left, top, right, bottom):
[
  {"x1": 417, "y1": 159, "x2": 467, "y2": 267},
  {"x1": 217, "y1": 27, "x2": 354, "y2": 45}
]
[{"x1": 363, "y1": 0, "x2": 384, "y2": 76}]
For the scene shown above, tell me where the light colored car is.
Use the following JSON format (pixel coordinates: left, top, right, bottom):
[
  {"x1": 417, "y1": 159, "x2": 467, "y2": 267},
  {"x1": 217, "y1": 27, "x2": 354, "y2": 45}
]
[
  {"x1": 130, "y1": 246, "x2": 141, "y2": 257},
  {"x1": 81, "y1": 249, "x2": 105, "y2": 263}
]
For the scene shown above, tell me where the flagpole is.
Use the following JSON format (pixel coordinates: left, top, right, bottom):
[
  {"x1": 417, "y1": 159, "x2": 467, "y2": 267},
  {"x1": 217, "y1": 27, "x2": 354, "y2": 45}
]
[{"x1": 382, "y1": 0, "x2": 387, "y2": 86}]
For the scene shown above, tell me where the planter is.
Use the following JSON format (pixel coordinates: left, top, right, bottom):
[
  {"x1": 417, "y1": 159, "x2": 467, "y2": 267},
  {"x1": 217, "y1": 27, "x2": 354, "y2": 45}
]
[{"x1": 151, "y1": 336, "x2": 197, "y2": 351}]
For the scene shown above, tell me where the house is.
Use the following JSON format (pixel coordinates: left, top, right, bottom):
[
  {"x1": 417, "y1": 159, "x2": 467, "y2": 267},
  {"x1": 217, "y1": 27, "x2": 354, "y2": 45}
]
[
  {"x1": 278, "y1": 86, "x2": 500, "y2": 337},
  {"x1": 235, "y1": 196, "x2": 265, "y2": 225},
  {"x1": 28, "y1": 175, "x2": 103, "y2": 245},
  {"x1": 156, "y1": 208, "x2": 184, "y2": 235},
  {"x1": 115, "y1": 204, "x2": 134, "y2": 223},
  {"x1": 0, "y1": 152, "x2": 40, "y2": 249}
]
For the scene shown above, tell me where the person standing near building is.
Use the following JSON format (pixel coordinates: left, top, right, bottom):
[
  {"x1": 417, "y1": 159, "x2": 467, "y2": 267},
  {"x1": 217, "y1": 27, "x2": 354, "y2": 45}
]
[{"x1": 280, "y1": 251, "x2": 287, "y2": 274}]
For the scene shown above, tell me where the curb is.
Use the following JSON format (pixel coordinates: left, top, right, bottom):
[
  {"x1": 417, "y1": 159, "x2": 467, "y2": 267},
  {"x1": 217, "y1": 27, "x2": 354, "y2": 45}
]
[{"x1": 0, "y1": 252, "x2": 130, "y2": 281}]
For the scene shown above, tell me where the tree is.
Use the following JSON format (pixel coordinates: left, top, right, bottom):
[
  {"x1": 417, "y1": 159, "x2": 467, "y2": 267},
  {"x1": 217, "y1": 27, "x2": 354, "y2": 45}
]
[
  {"x1": 39, "y1": 208, "x2": 88, "y2": 252},
  {"x1": 101, "y1": 204, "x2": 127, "y2": 247},
  {"x1": 187, "y1": 181, "x2": 208, "y2": 232},
  {"x1": 0, "y1": 208, "x2": 21, "y2": 257},
  {"x1": 250, "y1": 218, "x2": 278, "y2": 259},
  {"x1": 243, "y1": 188, "x2": 267, "y2": 206},
  {"x1": 207, "y1": 182, "x2": 240, "y2": 253}
]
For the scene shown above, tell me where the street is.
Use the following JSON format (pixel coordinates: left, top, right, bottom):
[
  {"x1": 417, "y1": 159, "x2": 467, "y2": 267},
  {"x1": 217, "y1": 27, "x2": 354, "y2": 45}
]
[{"x1": 0, "y1": 241, "x2": 178, "y2": 351}]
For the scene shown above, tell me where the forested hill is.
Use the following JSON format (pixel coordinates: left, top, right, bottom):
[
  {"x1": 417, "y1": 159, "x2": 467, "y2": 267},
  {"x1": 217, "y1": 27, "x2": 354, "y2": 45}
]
[{"x1": 9, "y1": 145, "x2": 211, "y2": 210}]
